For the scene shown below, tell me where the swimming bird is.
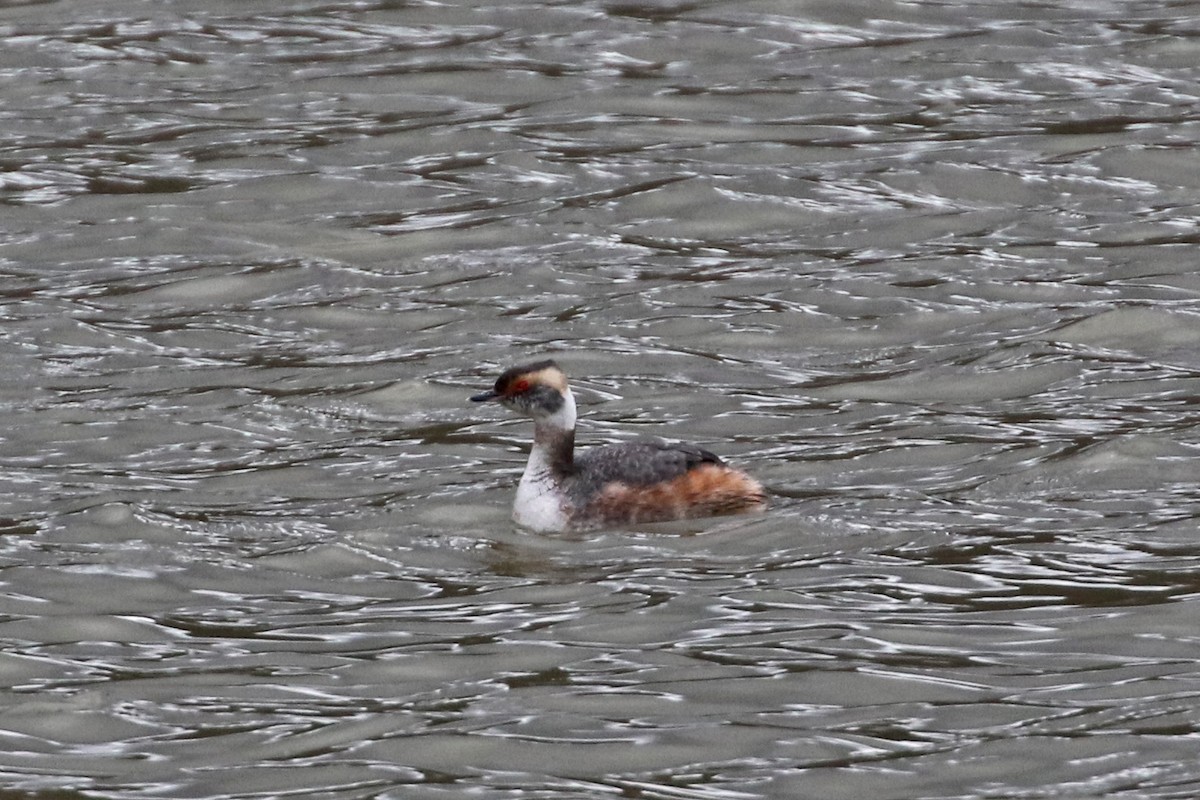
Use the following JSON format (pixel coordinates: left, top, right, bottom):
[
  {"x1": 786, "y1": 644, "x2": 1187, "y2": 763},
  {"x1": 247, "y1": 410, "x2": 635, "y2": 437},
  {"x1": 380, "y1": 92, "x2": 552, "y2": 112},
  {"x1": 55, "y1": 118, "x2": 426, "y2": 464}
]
[{"x1": 470, "y1": 359, "x2": 766, "y2": 532}]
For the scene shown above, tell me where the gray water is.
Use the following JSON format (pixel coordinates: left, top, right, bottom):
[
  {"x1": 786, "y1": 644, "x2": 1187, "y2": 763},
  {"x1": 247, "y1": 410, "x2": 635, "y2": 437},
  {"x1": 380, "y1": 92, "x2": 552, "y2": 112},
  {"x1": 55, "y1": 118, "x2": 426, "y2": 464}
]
[{"x1": 2, "y1": 0, "x2": 1199, "y2": 798}]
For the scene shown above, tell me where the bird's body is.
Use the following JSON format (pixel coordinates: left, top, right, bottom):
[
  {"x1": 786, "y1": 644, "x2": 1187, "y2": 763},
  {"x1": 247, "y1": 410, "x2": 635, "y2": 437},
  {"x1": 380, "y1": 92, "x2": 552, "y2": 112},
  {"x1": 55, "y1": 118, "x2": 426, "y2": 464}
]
[{"x1": 471, "y1": 360, "x2": 766, "y2": 532}]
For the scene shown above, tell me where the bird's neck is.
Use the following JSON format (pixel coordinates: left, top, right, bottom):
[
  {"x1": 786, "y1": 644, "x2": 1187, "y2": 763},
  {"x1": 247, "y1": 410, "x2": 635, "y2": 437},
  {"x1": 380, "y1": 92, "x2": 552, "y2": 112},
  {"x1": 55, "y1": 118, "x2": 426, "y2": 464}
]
[{"x1": 530, "y1": 388, "x2": 576, "y2": 475}]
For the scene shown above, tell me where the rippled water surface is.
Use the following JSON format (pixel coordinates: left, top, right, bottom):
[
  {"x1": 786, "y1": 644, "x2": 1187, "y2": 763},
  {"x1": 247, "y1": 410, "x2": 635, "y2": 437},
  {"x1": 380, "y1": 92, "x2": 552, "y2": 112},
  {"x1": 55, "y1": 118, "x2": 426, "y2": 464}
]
[{"x1": 2, "y1": 0, "x2": 1200, "y2": 797}]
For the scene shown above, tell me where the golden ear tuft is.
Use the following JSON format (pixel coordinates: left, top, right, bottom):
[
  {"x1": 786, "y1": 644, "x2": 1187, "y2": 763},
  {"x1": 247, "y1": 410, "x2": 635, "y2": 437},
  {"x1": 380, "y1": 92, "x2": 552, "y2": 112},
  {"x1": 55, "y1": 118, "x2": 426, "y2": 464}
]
[{"x1": 528, "y1": 365, "x2": 568, "y2": 393}]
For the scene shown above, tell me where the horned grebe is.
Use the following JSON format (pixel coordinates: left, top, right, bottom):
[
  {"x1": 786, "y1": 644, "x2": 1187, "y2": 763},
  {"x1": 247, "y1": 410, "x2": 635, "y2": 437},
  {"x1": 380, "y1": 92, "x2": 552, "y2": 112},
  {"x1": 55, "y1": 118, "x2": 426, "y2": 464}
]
[{"x1": 470, "y1": 360, "x2": 766, "y2": 532}]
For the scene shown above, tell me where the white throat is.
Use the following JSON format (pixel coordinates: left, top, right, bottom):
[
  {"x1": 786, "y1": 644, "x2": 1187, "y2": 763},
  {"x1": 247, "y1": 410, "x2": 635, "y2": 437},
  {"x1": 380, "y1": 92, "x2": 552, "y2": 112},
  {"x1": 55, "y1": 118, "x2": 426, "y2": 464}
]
[{"x1": 538, "y1": 387, "x2": 576, "y2": 433}]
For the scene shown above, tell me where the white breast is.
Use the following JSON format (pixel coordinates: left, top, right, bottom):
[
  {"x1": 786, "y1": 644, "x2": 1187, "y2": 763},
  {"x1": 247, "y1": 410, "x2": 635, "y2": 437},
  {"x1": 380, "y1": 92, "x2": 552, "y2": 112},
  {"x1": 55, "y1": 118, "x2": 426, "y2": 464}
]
[{"x1": 511, "y1": 448, "x2": 571, "y2": 533}]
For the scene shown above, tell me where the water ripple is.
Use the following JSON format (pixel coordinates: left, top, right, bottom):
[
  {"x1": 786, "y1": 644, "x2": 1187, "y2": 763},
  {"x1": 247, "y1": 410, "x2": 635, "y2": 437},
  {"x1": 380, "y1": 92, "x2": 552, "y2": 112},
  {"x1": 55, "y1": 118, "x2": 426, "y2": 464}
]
[{"x1": 3, "y1": 0, "x2": 1200, "y2": 797}]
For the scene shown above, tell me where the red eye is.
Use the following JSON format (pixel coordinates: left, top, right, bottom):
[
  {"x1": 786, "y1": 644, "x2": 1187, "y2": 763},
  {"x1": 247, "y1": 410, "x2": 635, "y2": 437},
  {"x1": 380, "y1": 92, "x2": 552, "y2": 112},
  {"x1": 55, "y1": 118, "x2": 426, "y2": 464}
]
[{"x1": 512, "y1": 379, "x2": 530, "y2": 393}]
